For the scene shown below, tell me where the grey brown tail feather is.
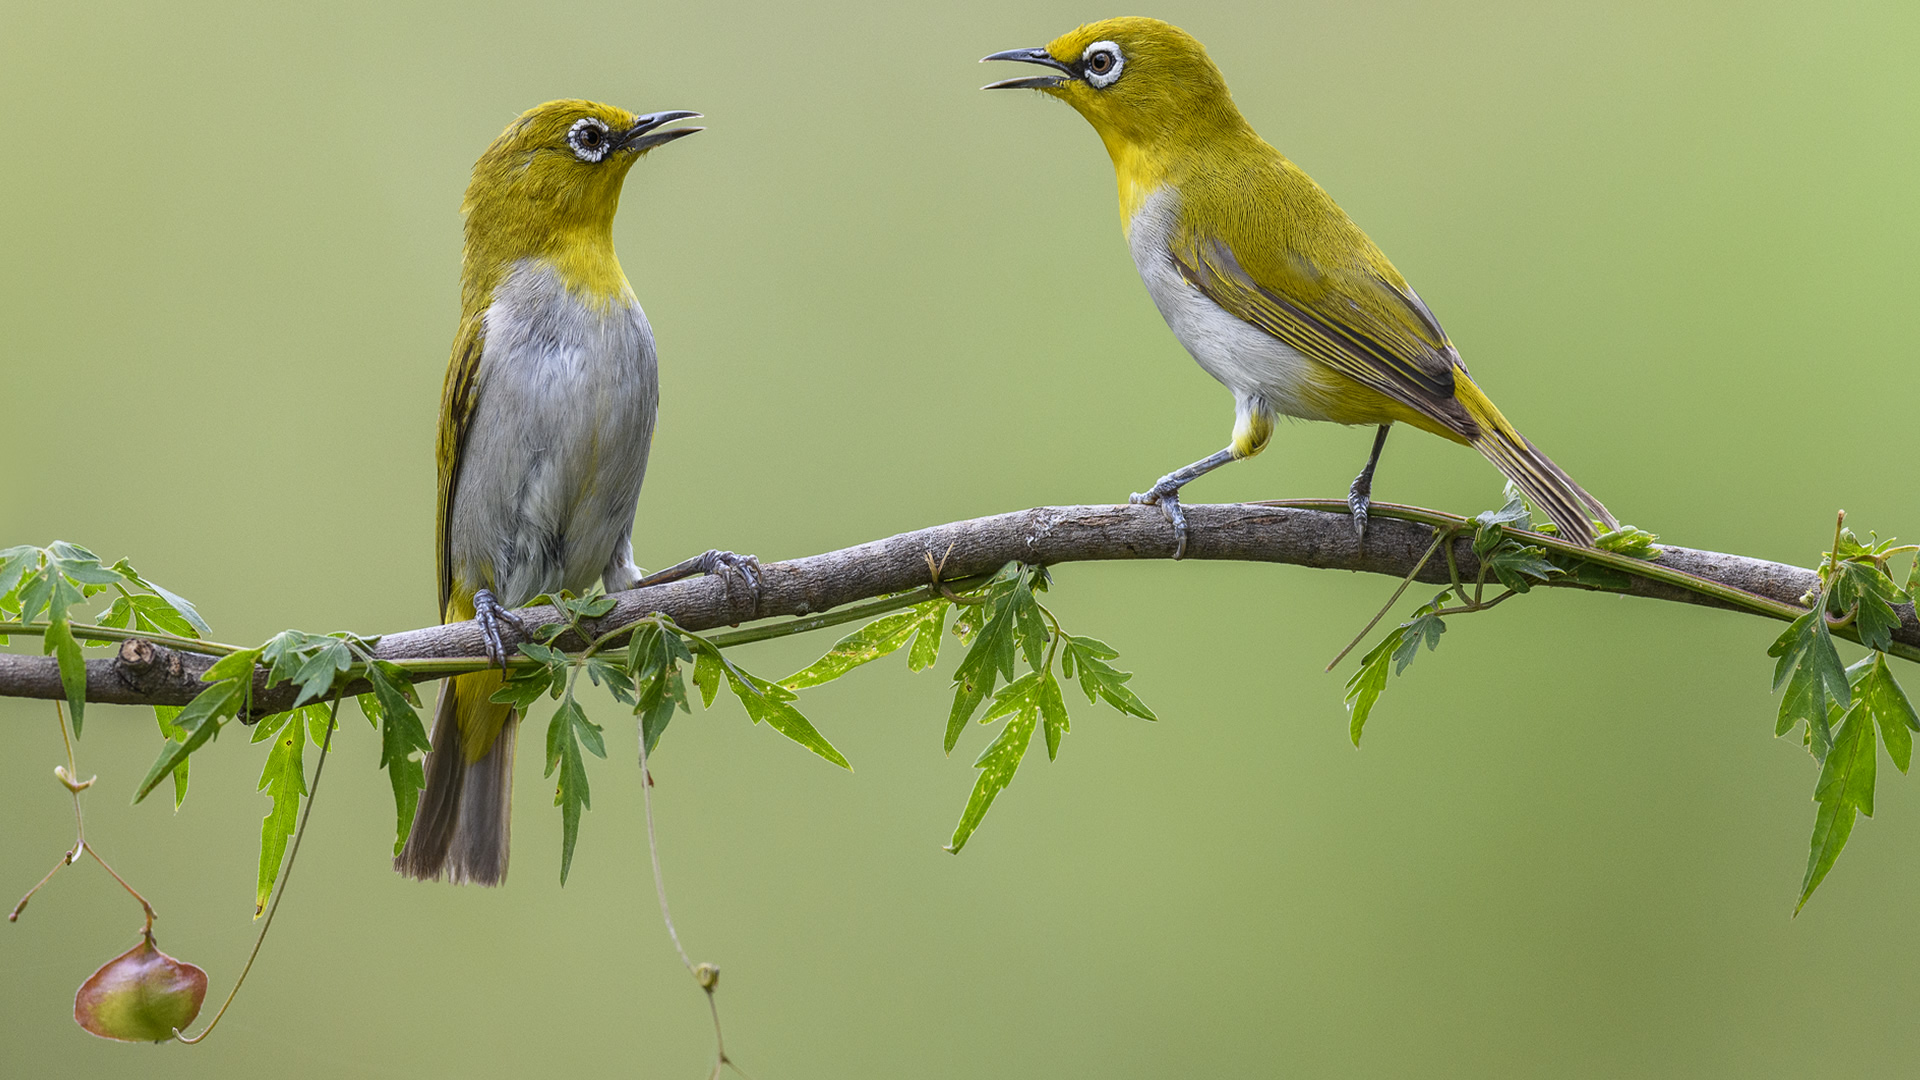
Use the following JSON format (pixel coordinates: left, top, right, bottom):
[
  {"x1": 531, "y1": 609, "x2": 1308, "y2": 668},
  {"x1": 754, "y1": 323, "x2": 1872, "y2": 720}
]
[
  {"x1": 394, "y1": 688, "x2": 516, "y2": 886},
  {"x1": 1472, "y1": 429, "x2": 1616, "y2": 546}
]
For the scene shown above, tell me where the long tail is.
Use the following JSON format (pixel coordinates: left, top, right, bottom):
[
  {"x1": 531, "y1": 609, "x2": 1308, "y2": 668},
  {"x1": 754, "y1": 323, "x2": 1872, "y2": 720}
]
[
  {"x1": 394, "y1": 672, "x2": 516, "y2": 885},
  {"x1": 1454, "y1": 375, "x2": 1616, "y2": 545}
]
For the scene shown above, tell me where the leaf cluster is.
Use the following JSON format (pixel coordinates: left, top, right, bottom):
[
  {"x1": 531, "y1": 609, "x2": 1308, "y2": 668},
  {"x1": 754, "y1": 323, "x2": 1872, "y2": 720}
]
[
  {"x1": 0, "y1": 542, "x2": 208, "y2": 735},
  {"x1": 1769, "y1": 524, "x2": 1920, "y2": 910}
]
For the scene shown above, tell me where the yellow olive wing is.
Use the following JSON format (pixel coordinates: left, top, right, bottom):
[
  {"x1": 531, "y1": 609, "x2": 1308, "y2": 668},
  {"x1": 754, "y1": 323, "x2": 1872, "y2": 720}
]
[
  {"x1": 435, "y1": 316, "x2": 484, "y2": 617},
  {"x1": 1167, "y1": 226, "x2": 1475, "y2": 438}
]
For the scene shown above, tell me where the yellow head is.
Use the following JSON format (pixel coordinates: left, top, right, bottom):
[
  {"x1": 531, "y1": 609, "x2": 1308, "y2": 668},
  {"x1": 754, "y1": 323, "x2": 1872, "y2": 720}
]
[
  {"x1": 982, "y1": 18, "x2": 1245, "y2": 160},
  {"x1": 460, "y1": 100, "x2": 700, "y2": 284}
]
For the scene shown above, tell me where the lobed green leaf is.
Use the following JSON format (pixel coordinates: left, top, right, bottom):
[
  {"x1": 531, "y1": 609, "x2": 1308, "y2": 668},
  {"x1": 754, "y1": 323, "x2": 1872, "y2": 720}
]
[
  {"x1": 1798, "y1": 703, "x2": 1877, "y2": 912},
  {"x1": 946, "y1": 673, "x2": 1041, "y2": 853},
  {"x1": 1344, "y1": 627, "x2": 1404, "y2": 747}
]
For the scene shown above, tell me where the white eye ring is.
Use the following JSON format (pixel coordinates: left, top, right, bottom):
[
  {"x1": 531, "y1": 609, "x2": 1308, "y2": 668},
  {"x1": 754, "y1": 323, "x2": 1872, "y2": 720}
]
[
  {"x1": 1082, "y1": 41, "x2": 1124, "y2": 88},
  {"x1": 567, "y1": 117, "x2": 612, "y2": 162}
]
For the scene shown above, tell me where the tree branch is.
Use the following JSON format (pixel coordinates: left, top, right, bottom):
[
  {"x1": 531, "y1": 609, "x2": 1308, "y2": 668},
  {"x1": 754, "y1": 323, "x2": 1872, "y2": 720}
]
[{"x1": 0, "y1": 501, "x2": 1899, "y2": 714}]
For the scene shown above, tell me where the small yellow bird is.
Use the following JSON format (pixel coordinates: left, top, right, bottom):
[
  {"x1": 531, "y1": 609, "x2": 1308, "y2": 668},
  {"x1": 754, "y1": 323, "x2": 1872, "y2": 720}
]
[
  {"x1": 985, "y1": 18, "x2": 1616, "y2": 554},
  {"x1": 397, "y1": 101, "x2": 751, "y2": 885}
]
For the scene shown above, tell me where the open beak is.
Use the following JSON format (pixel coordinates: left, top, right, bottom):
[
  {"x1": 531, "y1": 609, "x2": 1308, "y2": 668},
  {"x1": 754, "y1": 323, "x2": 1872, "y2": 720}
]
[
  {"x1": 620, "y1": 110, "x2": 704, "y2": 152},
  {"x1": 980, "y1": 47, "x2": 1072, "y2": 90}
]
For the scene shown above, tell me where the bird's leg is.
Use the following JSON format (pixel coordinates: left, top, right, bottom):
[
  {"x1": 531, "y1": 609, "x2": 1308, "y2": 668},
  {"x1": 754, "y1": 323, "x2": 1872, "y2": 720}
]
[
  {"x1": 1132, "y1": 398, "x2": 1273, "y2": 560},
  {"x1": 471, "y1": 588, "x2": 529, "y2": 669},
  {"x1": 634, "y1": 550, "x2": 762, "y2": 593},
  {"x1": 1130, "y1": 448, "x2": 1237, "y2": 560},
  {"x1": 1347, "y1": 424, "x2": 1392, "y2": 538}
]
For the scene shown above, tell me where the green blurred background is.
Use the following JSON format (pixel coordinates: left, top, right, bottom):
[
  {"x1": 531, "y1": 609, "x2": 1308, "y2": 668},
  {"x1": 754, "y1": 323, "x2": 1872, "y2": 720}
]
[{"x1": 4, "y1": 1, "x2": 1918, "y2": 1075}]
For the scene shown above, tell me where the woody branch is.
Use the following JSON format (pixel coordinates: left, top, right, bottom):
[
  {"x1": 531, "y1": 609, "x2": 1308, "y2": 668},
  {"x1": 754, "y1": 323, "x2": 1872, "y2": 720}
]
[{"x1": 0, "y1": 501, "x2": 1893, "y2": 713}]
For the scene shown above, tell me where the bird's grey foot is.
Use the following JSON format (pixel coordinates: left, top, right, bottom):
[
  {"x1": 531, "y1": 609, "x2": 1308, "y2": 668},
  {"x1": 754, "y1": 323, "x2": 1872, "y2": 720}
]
[
  {"x1": 694, "y1": 549, "x2": 760, "y2": 593},
  {"x1": 1348, "y1": 474, "x2": 1374, "y2": 538},
  {"x1": 1130, "y1": 478, "x2": 1192, "y2": 559},
  {"x1": 472, "y1": 588, "x2": 528, "y2": 668},
  {"x1": 635, "y1": 550, "x2": 761, "y2": 593}
]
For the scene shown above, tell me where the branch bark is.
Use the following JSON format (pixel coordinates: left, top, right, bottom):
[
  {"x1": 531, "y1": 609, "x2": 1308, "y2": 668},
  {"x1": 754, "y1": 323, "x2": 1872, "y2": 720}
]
[{"x1": 0, "y1": 501, "x2": 1897, "y2": 714}]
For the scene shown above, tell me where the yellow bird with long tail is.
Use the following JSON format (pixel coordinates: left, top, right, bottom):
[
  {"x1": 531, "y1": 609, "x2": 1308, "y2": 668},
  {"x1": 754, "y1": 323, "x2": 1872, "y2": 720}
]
[
  {"x1": 397, "y1": 101, "x2": 752, "y2": 886},
  {"x1": 984, "y1": 18, "x2": 1616, "y2": 555}
]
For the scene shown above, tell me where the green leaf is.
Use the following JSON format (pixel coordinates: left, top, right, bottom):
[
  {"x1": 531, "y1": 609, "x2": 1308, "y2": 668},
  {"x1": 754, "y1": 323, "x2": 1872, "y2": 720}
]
[
  {"x1": 907, "y1": 600, "x2": 948, "y2": 672},
  {"x1": 0, "y1": 545, "x2": 38, "y2": 611},
  {"x1": 544, "y1": 695, "x2": 605, "y2": 884},
  {"x1": 254, "y1": 705, "x2": 322, "y2": 915},
  {"x1": 42, "y1": 571, "x2": 88, "y2": 734},
  {"x1": 284, "y1": 638, "x2": 351, "y2": 709},
  {"x1": 1391, "y1": 610, "x2": 1446, "y2": 675},
  {"x1": 1593, "y1": 525, "x2": 1663, "y2": 559},
  {"x1": 946, "y1": 673, "x2": 1041, "y2": 853},
  {"x1": 152, "y1": 706, "x2": 189, "y2": 810},
  {"x1": 693, "y1": 648, "x2": 724, "y2": 708},
  {"x1": 15, "y1": 564, "x2": 53, "y2": 622},
  {"x1": 47, "y1": 541, "x2": 131, "y2": 587},
  {"x1": 1857, "y1": 654, "x2": 1916, "y2": 774},
  {"x1": 1472, "y1": 487, "x2": 1532, "y2": 557},
  {"x1": 364, "y1": 662, "x2": 432, "y2": 854},
  {"x1": 1060, "y1": 634, "x2": 1156, "y2": 721},
  {"x1": 566, "y1": 593, "x2": 617, "y2": 619},
  {"x1": 1011, "y1": 575, "x2": 1049, "y2": 672},
  {"x1": 584, "y1": 655, "x2": 635, "y2": 704},
  {"x1": 1344, "y1": 626, "x2": 1403, "y2": 747},
  {"x1": 946, "y1": 587, "x2": 1021, "y2": 752},
  {"x1": 45, "y1": 615, "x2": 88, "y2": 737},
  {"x1": 134, "y1": 650, "x2": 259, "y2": 802},
  {"x1": 108, "y1": 560, "x2": 211, "y2": 637},
  {"x1": 629, "y1": 645, "x2": 691, "y2": 757},
  {"x1": 780, "y1": 607, "x2": 923, "y2": 690},
  {"x1": 1485, "y1": 544, "x2": 1559, "y2": 594},
  {"x1": 1828, "y1": 559, "x2": 1904, "y2": 652},
  {"x1": 1769, "y1": 606, "x2": 1851, "y2": 759},
  {"x1": 1038, "y1": 668, "x2": 1069, "y2": 761},
  {"x1": 1798, "y1": 703, "x2": 1878, "y2": 912},
  {"x1": 723, "y1": 661, "x2": 850, "y2": 770}
]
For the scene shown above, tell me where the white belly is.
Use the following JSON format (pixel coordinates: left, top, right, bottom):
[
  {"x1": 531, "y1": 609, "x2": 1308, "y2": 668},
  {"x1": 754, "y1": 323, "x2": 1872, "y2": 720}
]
[
  {"x1": 448, "y1": 260, "x2": 658, "y2": 607},
  {"x1": 1127, "y1": 187, "x2": 1333, "y2": 423}
]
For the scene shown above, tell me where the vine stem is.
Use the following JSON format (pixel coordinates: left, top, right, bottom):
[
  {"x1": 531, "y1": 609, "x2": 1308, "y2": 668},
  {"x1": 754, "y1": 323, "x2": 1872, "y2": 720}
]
[
  {"x1": 1262, "y1": 499, "x2": 1811, "y2": 623},
  {"x1": 174, "y1": 693, "x2": 341, "y2": 1044},
  {"x1": 1326, "y1": 528, "x2": 1452, "y2": 671},
  {"x1": 0, "y1": 620, "x2": 245, "y2": 656},
  {"x1": 635, "y1": 692, "x2": 746, "y2": 1079},
  {"x1": 10, "y1": 699, "x2": 156, "y2": 929}
]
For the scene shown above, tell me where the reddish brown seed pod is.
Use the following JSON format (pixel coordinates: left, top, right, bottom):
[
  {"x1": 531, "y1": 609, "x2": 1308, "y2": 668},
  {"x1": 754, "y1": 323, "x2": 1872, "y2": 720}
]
[{"x1": 73, "y1": 934, "x2": 207, "y2": 1042}]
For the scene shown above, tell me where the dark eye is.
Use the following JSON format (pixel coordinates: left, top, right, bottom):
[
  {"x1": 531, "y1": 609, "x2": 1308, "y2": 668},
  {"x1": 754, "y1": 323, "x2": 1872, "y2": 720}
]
[
  {"x1": 1081, "y1": 42, "x2": 1124, "y2": 88},
  {"x1": 567, "y1": 118, "x2": 612, "y2": 161}
]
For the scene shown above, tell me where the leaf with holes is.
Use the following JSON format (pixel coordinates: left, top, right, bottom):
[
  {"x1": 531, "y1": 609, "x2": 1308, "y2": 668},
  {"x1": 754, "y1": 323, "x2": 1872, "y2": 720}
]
[
  {"x1": 946, "y1": 672, "x2": 1042, "y2": 854},
  {"x1": 1770, "y1": 606, "x2": 1850, "y2": 760},
  {"x1": 780, "y1": 607, "x2": 924, "y2": 690}
]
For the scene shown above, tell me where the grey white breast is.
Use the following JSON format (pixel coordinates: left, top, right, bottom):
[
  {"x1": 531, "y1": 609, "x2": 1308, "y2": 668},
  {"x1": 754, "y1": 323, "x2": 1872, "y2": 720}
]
[{"x1": 448, "y1": 259, "x2": 659, "y2": 607}]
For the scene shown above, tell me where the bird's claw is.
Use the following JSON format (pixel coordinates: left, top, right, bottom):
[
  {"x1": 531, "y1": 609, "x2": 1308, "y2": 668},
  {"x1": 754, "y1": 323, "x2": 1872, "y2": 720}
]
[
  {"x1": 472, "y1": 588, "x2": 528, "y2": 669},
  {"x1": 695, "y1": 549, "x2": 760, "y2": 593},
  {"x1": 1130, "y1": 480, "x2": 1191, "y2": 559},
  {"x1": 1348, "y1": 477, "x2": 1373, "y2": 539}
]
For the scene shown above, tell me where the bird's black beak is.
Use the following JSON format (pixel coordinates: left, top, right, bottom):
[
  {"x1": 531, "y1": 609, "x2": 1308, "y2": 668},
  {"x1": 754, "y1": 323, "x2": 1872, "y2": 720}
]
[
  {"x1": 620, "y1": 110, "x2": 704, "y2": 152},
  {"x1": 980, "y1": 47, "x2": 1072, "y2": 90}
]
